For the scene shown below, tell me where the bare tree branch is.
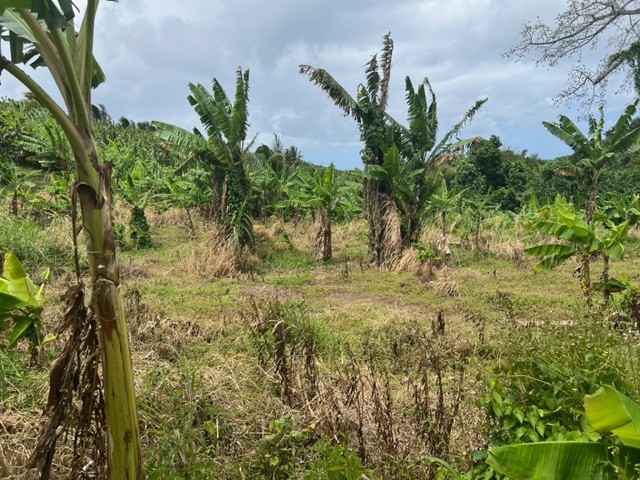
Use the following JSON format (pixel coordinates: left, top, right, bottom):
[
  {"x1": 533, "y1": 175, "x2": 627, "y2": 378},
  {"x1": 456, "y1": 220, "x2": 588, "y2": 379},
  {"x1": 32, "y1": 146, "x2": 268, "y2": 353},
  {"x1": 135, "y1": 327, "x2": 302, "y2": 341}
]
[{"x1": 506, "y1": 0, "x2": 640, "y2": 108}]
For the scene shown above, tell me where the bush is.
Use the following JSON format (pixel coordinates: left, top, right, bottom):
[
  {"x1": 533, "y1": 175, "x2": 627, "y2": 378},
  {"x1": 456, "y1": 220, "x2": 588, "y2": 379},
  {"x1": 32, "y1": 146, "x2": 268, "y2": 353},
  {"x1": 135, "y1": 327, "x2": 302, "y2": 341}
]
[
  {"x1": 0, "y1": 216, "x2": 73, "y2": 271},
  {"x1": 475, "y1": 316, "x2": 638, "y2": 477}
]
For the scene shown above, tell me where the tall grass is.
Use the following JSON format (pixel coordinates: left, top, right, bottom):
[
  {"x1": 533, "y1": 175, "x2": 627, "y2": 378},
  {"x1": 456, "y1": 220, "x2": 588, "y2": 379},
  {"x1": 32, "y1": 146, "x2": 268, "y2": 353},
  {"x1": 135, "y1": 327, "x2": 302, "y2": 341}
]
[{"x1": 0, "y1": 216, "x2": 76, "y2": 271}]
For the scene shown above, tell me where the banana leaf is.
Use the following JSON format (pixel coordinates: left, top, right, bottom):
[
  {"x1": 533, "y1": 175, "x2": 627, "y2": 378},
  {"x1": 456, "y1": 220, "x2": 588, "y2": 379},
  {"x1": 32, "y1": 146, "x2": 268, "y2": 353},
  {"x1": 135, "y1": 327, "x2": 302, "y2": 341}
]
[
  {"x1": 488, "y1": 441, "x2": 640, "y2": 480},
  {"x1": 489, "y1": 386, "x2": 640, "y2": 479}
]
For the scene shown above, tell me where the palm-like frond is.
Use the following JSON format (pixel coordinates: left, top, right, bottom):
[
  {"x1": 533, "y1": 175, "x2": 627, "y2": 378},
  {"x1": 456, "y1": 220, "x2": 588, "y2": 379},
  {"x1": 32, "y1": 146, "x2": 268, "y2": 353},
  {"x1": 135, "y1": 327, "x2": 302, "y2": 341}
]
[
  {"x1": 606, "y1": 99, "x2": 640, "y2": 149},
  {"x1": 187, "y1": 82, "x2": 229, "y2": 140},
  {"x1": 364, "y1": 54, "x2": 380, "y2": 105},
  {"x1": 230, "y1": 68, "x2": 249, "y2": 146},
  {"x1": 152, "y1": 121, "x2": 209, "y2": 159},
  {"x1": 299, "y1": 65, "x2": 362, "y2": 120},
  {"x1": 207, "y1": 132, "x2": 234, "y2": 166},
  {"x1": 211, "y1": 78, "x2": 232, "y2": 114},
  {"x1": 405, "y1": 76, "x2": 438, "y2": 155},
  {"x1": 543, "y1": 116, "x2": 592, "y2": 157},
  {"x1": 378, "y1": 32, "x2": 394, "y2": 111},
  {"x1": 430, "y1": 98, "x2": 487, "y2": 158}
]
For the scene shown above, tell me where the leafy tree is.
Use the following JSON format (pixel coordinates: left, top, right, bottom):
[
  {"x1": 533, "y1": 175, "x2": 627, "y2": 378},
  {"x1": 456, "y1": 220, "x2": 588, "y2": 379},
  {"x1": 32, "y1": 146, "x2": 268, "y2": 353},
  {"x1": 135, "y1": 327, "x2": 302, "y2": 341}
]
[
  {"x1": 508, "y1": 0, "x2": 640, "y2": 105},
  {"x1": 154, "y1": 69, "x2": 254, "y2": 249},
  {"x1": 469, "y1": 135, "x2": 503, "y2": 189},
  {"x1": 543, "y1": 101, "x2": 640, "y2": 222},
  {"x1": 389, "y1": 76, "x2": 486, "y2": 247},
  {"x1": 300, "y1": 33, "x2": 396, "y2": 265},
  {"x1": 0, "y1": 1, "x2": 143, "y2": 477},
  {"x1": 526, "y1": 203, "x2": 629, "y2": 303}
]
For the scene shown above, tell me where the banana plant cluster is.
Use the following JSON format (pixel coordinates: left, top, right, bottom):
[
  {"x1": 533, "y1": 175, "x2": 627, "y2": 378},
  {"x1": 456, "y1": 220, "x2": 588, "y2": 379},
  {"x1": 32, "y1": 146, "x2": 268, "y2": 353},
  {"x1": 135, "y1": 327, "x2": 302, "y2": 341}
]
[
  {"x1": 525, "y1": 203, "x2": 629, "y2": 302},
  {"x1": 154, "y1": 68, "x2": 254, "y2": 250},
  {"x1": 300, "y1": 33, "x2": 485, "y2": 264}
]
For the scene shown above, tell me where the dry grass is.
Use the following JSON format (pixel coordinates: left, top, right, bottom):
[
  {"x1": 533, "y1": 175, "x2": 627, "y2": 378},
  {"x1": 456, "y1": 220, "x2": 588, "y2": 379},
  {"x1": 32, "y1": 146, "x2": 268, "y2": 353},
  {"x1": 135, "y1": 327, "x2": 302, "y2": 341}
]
[
  {"x1": 380, "y1": 201, "x2": 403, "y2": 267},
  {"x1": 8, "y1": 212, "x2": 640, "y2": 478},
  {"x1": 180, "y1": 232, "x2": 259, "y2": 279}
]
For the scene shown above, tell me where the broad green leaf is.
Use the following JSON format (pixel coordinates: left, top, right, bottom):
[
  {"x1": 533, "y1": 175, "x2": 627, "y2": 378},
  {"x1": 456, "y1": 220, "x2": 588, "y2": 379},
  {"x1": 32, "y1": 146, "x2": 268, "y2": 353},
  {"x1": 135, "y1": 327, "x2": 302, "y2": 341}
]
[
  {"x1": 488, "y1": 441, "x2": 640, "y2": 480},
  {"x1": 585, "y1": 385, "x2": 640, "y2": 448},
  {"x1": 0, "y1": 255, "x2": 38, "y2": 307},
  {"x1": 7, "y1": 314, "x2": 35, "y2": 348},
  {"x1": 524, "y1": 244, "x2": 574, "y2": 257},
  {"x1": 592, "y1": 278, "x2": 628, "y2": 293},
  {"x1": 0, "y1": 290, "x2": 26, "y2": 310},
  {"x1": 605, "y1": 242, "x2": 624, "y2": 260},
  {"x1": 2, "y1": 251, "x2": 27, "y2": 281}
]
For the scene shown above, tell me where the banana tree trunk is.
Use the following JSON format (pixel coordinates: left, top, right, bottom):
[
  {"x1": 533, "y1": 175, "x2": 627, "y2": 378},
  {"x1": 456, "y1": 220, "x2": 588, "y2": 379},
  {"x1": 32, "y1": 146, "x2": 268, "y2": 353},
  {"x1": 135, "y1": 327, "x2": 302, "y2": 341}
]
[
  {"x1": 185, "y1": 207, "x2": 196, "y2": 240},
  {"x1": 601, "y1": 253, "x2": 610, "y2": 304},
  {"x1": 584, "y1": 172, "x2": 600, "y2": 222},
  {"x1": 579, "y1": 253, "x2": 592, "y2": 305},
  {"x1": 75, "y1": 143, "x2": 144, "y2": 479},
  {"x1": 314, "y1": 206, "x2": 332, "y2": 261},
  {"x1": 10, "y1": 189, "x2": 18, "y2": 216},
  {"x1": 1, "y1": 11, "x2": 144, "y2": 477}
]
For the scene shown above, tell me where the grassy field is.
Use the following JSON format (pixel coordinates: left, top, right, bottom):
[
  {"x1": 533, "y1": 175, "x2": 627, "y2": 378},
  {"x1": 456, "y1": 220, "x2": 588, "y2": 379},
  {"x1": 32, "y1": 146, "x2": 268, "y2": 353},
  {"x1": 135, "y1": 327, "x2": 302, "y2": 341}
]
[{"x1": 3, "y1": 209, "x2": 640, "y2": 479}]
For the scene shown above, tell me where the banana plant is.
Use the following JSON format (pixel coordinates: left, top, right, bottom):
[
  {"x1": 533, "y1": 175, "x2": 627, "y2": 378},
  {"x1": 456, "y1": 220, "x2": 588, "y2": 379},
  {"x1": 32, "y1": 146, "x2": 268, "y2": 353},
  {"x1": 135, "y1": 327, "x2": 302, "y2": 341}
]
[
  {"x1": 116, "y1": 160, "x2": 161, "y2": 249},
  {"x1": 0, "y1": 160, "x2": 36, "y2": 216},
  {"x1": 19, "y1": 117, "x2": 74, "y2": 170},
  {"x1": 154, "y1": 68, "x2": 254, "y2": 250},
  {"x1": 365, "y1": 143, "x2": 425, "y2": 249},
  {"x1": 543, "y1": 101, "x2": 640, "y2": 222},
  {"x1": 0, "y1": 1, "x2": 143, "y2": 477},
  {"x1": 463, "y1": 196, "x2": 494, "y2": 253},
  {"x1": 525, "y1": 204, "x2": 629, "y2": 303},
  {"x1": 426, "y1": 179, "x2": 466, "y2": 259},
  {"x1": 286, "y1": 163, "x2": 345, "y2": 261},
  {"x1": 162, "y1": 169, "x2": 212, "y2": 239},
  {"x1": 489, "y1": 385, "x2": 640, "y2": 479},
  {"x1": 598, "y1": 193, "x2": 640, "y2": 227},
  {"x1": 0, "y1": 251, "x2": 48, "y2": 349}
]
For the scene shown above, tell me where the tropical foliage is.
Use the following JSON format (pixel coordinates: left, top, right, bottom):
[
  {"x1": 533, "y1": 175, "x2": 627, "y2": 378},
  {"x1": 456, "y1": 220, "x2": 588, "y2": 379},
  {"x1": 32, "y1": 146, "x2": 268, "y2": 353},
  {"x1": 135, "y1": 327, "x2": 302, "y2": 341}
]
[
  {"x1": 489, "y1": 385, "x2": 640, "y2": 480},
  {"x1": 154, "y1": 68, "x2": 254, "y2": 249},
  {"x1": 0, "y1": 1, "x2": 144, "y2": 477},
  {"x1": 543, "y1": 100, "x2": 640, "y2": 221}
]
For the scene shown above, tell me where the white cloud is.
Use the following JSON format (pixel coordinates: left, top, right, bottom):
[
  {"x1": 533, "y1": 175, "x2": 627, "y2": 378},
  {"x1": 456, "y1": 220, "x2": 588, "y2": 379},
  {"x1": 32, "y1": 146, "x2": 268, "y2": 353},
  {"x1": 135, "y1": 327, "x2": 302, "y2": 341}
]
[{"x1": 1, "y1": 0, "x2": 633, "y2": 167}]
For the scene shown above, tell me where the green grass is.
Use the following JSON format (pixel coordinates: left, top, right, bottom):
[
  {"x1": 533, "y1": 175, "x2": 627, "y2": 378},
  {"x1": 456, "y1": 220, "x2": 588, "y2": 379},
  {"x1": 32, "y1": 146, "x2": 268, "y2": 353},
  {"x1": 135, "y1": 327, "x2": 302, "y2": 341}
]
[{"x1": 5, "y1": 217, "x2": 640, "y2": 479}]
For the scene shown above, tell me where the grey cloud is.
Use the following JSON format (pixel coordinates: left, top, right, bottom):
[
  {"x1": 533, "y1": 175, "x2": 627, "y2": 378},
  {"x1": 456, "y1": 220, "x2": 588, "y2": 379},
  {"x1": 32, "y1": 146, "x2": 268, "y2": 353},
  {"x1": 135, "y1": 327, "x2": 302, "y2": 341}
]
[{"x1": 2, "y1": 0, "x2": 632, "y2": 168}]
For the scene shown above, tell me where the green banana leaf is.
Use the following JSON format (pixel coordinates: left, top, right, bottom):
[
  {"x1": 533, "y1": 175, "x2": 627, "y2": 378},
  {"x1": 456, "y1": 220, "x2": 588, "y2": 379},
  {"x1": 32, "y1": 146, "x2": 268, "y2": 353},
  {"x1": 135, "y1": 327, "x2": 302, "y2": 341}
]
[
  {"x1": 585, "y1": 386, "x2": 640, "y2": 448},
  {"x1": 488, "y1": 441, "x2": 640, "y2": 480},
  {"x1": 592, "y1": 278, "x2": 628, "y2": 293},
  {"x1": 0, "y1": 251, "x2": 40, "y2": 308},
  {"x1": 488, "y1": 386, "x2": 640, "y2": 479},
  {"x1": 0, "y1": 252, "x2": 47, "y2": 348}
]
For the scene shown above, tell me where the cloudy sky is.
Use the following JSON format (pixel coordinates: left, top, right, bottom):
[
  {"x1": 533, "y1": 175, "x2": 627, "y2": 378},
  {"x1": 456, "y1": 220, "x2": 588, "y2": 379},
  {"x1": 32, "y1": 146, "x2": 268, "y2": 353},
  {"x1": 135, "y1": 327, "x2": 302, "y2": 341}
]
[{"x1": 1, "y1": 0, "x2": 636, "y2": 169}]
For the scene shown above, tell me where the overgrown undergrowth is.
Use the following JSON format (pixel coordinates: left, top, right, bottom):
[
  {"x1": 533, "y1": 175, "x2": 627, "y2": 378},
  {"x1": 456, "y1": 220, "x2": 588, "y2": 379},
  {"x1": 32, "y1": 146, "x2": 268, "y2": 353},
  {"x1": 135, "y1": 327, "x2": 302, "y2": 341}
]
[{"x1": 3, "y1": 212, "x2": 640, "y2": 479}]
